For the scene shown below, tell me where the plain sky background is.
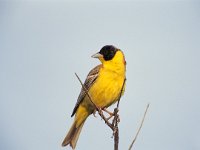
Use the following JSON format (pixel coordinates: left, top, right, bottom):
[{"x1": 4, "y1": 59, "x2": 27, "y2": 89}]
[{"x1": 0, "y1": 0, "x2": 200, "y2": 150}]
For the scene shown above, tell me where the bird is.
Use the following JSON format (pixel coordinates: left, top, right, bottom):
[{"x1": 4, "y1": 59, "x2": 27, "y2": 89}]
[{"x1": 62, "y1": 45, "x2": 126, "y2": 149}]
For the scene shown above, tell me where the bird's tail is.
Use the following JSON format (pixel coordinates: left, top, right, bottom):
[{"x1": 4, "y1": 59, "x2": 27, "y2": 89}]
[{"x1": 62, "y1": 121, "x2": 85, "y2": 149}]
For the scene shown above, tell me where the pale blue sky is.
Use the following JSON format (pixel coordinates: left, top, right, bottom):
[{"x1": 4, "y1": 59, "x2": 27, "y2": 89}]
[{"x1": 0, "y1": 0, "x2": 200, "y2": 150}]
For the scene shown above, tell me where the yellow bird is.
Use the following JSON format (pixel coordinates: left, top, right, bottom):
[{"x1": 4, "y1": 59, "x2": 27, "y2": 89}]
[{"x1": 62, "y1": 45, "x2": 126, "y2": 149}]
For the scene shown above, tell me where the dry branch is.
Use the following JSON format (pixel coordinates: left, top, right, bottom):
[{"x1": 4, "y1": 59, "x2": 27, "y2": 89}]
[{"x1": 128, "y1": 103, "x2": 150, "y2": 150}]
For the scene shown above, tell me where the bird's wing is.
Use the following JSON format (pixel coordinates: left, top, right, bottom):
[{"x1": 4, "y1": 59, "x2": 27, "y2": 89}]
[{"x1": 71, "y1": 65, "x2": 101, "y2": 117}]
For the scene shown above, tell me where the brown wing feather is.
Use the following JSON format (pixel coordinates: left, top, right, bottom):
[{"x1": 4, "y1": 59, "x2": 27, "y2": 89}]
[{"x1": 71, "y1": 65, "x2": 101, "y2": 117}]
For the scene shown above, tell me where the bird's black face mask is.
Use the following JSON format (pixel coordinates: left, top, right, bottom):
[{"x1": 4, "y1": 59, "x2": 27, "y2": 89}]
[{"x1": 99, "y1": 45, "x2": 118, "y2": 61}]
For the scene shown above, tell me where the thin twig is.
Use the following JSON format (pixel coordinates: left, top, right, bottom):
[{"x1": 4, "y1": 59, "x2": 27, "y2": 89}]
[
  {"x1": 113, "y1": 108, "x2": 119, "y2": 150},
  {"x1": 117, "y1": 78, "x2": 126, "y2": 108},
  {"x1": 114, "y1": 125, "x2": 119, "y2": 150},
  {"x1": 113, "y1": 78, "x2": 126, "y2": 150},
  {"x1": 75, "y1": 73, "x2": 98, "y2": 109},
  {"x1": 128, "y1": 103, "x2": 150, "y2": 150}
]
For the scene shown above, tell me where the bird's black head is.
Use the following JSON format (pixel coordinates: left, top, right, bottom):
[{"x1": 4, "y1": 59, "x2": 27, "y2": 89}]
[{"x1": 99, "y1": 45, "x2": 118, "y2": 61}]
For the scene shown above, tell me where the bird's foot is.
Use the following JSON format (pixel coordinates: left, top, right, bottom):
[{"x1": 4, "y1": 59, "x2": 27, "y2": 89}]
[
  {"x1": 103, "y1": 108, "x2": 114, "y2": 116},
  {"x1": 102, "y1": 108, "x2": 115, "y2": 121}
]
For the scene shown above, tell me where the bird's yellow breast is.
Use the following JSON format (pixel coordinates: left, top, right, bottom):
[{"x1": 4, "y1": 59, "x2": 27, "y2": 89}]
[{"x1": 88, "y1": 50, "x2": 126, "y2": 108}]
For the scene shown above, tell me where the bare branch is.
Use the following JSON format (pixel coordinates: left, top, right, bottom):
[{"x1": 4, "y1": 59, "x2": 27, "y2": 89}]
[
  {"x1": 128, "y1": 103, "x2": 150, "y2": 150},
  {"x1": 113, "y1": 78, "x2": 126, "y2": 150},
  {"x1": 75, "y1": 73, "x2": 98, "y2": 109}
]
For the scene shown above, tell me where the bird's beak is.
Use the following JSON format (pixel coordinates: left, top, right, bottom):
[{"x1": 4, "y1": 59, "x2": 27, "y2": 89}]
[{"x1": 91, "y1": 52, "x2": 103, "y2": 58}]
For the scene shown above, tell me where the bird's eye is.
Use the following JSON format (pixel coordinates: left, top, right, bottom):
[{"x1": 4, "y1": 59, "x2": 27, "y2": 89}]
[{"x1": 104, "y1": 50, "x2": 108, "y2": 55}]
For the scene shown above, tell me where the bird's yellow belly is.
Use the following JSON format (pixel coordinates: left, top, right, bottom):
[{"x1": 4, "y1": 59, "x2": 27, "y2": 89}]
[{"x1": 89, "y1": 72, "x2": 125, "y2": 108}]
